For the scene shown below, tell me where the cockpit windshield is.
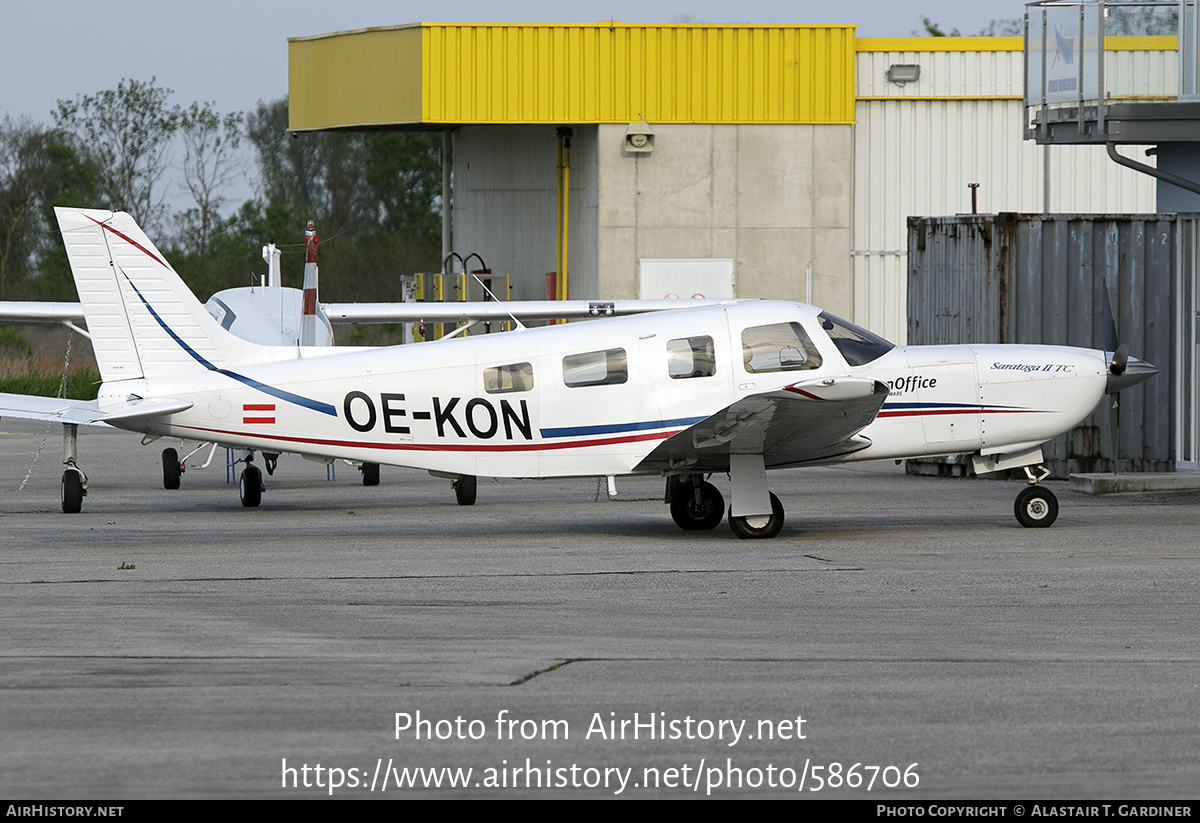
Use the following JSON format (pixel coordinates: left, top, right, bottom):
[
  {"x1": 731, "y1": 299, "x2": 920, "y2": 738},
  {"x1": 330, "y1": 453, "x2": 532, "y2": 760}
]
[{"x1": 817, "y1": 311, "x2": 895, "y2": 366}]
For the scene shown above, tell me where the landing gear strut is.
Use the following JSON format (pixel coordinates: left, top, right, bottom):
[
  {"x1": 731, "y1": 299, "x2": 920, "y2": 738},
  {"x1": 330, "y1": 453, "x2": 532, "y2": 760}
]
[{"x1": 61, "y1": 424, "x2": 86, "y2": 513}]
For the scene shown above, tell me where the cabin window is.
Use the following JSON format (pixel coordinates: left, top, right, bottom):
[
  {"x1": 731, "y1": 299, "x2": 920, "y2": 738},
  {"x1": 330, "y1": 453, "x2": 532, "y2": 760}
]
[
  {"x1": 817, "y1": 311, "x2": 895, "y2": 366},
  {"x1": 741, "y1": 323, "x2": 823, "y2": 373},
  {"x1": 484, "y1": 362, "x2": 534, "y2": 394},
  {"x1": 667, "y1": 336, "x2": 716, "y2": 379},
  {"x1": 563, "y1": 349, "x2": 628, "y2": 387}
]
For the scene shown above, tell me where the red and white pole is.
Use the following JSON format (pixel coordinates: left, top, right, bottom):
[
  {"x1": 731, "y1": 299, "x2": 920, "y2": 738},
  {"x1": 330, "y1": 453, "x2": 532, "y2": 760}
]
[{"x1": 300, "y1": 220, "x2": 319, "y2": 347}]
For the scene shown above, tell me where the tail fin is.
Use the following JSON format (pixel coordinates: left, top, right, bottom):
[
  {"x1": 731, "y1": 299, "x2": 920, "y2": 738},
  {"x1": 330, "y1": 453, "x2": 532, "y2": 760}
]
[{"x1": 55, "y1": 207, "x2": 261, "y2": 382}]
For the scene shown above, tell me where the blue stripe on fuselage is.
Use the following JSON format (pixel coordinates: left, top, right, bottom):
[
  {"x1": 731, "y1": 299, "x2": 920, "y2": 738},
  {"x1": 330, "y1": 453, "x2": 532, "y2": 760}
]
[
  {"x1": 120, "y1": 269, "x2": 338, "y2": 417},
  {"x1": 541, "y1": 416, "x2": 705, "y2": 438}
]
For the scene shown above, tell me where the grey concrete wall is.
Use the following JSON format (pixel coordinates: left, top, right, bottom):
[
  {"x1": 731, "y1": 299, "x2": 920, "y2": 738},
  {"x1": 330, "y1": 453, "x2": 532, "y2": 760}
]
[
  {"x1": 1156, "y1": 142, "x2": 1200, "y2": 212},
  {"x1": 596, "y1": 123, "x2": 853, "y2": 315},
  {"x1": 453, "y1": 122, "x2": 853, "y2": 312}
]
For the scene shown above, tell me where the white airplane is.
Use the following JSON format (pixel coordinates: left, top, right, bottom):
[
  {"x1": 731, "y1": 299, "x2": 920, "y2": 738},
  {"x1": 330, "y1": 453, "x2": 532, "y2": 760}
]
[{"x1": 0, "y1": 207, "x2": 1156, "y2": 538}]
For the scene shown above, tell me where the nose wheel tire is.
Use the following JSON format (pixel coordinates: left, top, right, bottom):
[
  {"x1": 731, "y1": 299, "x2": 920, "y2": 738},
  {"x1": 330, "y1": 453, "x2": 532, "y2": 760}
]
[
  {"x1": 239, "y1": 465, "x2": 263, "y2": 508},
  {"x1": 1014, "y1": 485, "x2": 1058, "y2": 528},
  {"x1": 670, "y1": 481, "x2": 725, "y2": 530},
  {"x1": 728, "y1": 492, "x2": 785, "y2": 539}
]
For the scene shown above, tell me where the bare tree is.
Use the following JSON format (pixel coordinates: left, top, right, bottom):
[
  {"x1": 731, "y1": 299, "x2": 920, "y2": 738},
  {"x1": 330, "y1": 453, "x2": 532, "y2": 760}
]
[
  {"x1": 53, "y1": 77, "x2": 181, "y2": 234},
  {"x1": 175, "y1": 102, "x2": 245, "y2": 258}
]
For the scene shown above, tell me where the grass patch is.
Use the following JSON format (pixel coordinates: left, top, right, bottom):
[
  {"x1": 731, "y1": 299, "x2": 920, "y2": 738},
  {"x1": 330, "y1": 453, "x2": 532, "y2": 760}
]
[
  {"x1": 0, "y1": 345, "x2": 100, "y2": 400},
  {"x1": 0, "y1": 369, "x2": 101, "y2": 400}
]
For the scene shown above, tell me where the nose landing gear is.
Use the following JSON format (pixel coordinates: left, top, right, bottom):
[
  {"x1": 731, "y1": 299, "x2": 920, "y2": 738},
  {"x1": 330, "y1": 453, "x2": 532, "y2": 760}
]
[{"x1": 1014, "y1": 464, "x2": 1058, "y2": 528}]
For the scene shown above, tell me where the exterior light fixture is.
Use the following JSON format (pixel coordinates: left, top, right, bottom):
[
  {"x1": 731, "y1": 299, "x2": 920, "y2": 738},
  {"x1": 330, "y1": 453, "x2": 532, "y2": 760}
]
[
  {"x1": 623, "y1": 121, "x2": 655, "y2": 154},
  {"x1": 886, "y1": 64, "x2": 921, "y2": 85}
]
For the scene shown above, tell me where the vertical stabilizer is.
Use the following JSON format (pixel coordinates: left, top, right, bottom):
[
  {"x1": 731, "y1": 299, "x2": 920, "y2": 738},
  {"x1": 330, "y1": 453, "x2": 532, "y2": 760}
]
[{"x1": 55, "y1": 207, "x2": 261, "y2": 382}]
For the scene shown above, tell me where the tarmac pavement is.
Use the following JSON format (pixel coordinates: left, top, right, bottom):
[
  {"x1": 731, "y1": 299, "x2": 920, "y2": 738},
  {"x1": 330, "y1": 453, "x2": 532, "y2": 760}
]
[{"x1": 1, "y1": 419, "x2": 1198, "y2": 798}]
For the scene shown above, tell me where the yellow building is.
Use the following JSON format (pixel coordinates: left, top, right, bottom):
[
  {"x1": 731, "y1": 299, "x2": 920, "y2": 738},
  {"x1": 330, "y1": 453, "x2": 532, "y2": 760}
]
[{"x1": 289, "y1": 21, "x2": 1159, "y2": 340}]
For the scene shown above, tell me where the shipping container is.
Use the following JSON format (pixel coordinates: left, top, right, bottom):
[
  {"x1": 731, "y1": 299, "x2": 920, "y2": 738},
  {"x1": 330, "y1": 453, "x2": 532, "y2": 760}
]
[{"x1": 907, "y1": 213, "x2": 1178, "y2": 477}]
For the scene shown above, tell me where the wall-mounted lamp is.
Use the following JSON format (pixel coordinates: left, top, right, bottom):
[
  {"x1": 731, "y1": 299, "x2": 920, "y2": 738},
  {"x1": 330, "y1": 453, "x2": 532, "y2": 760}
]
[
  {"x1": 623, "y1": 121, "x2": 655, "y2": 154},
  {"x1": 886, "y1": 64, "x2": 921, "y2": 85}
]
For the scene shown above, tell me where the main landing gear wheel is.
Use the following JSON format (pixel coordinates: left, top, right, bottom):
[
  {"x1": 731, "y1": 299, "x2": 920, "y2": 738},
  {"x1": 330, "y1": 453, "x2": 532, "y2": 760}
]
[
  {"x1": 61, "y1": 469, "x2": 84, "y2": 514},
  {"x1": 162, "y1": 448, "x2": 182, "y2": 490},
  {"x1": 239, "y1": 465, "x2": 263, "y2": 508},
  {"x1": 361, "y1": 462, "x2": 380, "y2": 487},
  {"x1": 1014, "y1": 485, "x2": 1058, "y2": 528},
  {"x1": 670, "y1": 481, "x2": 725, "y2": 530},
  {"x1": 728, "y1": 492, "x2": 785, "y2": 540},
  {"x1": 454, "y1": 475, "x2": 477, "y2": 506}
]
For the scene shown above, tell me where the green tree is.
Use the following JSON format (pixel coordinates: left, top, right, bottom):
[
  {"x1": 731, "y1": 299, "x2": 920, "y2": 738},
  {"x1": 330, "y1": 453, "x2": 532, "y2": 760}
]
[
  {"x1": 240, "y1": 97, "x2": 442, "y2": 302},
  {"x1": 0, "y1": 117, "x2": 101, "y2": 299},
  {"x1": 1104, "y1": 2, "x2": 1178, "y2": 36},
  {"x1": 914, "y1": 17, "x2": 960, "y2": 37},
  {"x1": 977, "y1": 19, "x2": 1023, "y2": 37},
  {"x1": 53, "y1": 77, "x2": 182, "y2": 234}
]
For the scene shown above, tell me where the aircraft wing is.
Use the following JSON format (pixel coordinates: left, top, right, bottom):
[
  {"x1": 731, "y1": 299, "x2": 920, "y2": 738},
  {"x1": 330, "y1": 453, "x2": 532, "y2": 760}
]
[
  {"x1": 322, "y1": 298, "x2": 732, "y2": 324},
  {"x1": 634, "y1": 376, "x2": 889, "y2": 473},
  {"x1": 0, "y1": 393, "x2": 192, "y2": 427},
  {"x1": 1, "y1": 299, "x2": 731, "y2": 330},
  {"x1": 0, "y1": 303, "x2": 86, "y2": 326}
]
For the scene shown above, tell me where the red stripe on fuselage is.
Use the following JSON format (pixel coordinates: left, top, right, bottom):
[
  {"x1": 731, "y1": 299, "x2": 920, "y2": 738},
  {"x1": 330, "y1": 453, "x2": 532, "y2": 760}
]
[
  {"x1": 782, "y1": 386, "x2": 824, "y2": 400},
  {"x1": 877, "y1": 408, "x2": 1045, "y2": 419},
  {"x1": 172, "y1": 425, "x2": 682, "y2": 453}
]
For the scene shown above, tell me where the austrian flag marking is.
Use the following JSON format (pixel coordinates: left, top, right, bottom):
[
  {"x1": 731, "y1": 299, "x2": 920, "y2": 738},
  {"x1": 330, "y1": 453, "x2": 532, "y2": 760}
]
[{"x1": 243, "y1": 403, "x2": 276, "y2": 425}]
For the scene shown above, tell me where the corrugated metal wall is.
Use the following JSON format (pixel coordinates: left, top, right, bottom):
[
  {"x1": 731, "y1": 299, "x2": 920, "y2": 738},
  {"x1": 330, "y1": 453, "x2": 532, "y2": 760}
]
[
  {"x1": 1106, "y1": 38, "x2": 1178, "y2": 98},
  {"x1": 854, "y1": 43, "x2": 1160, "y2": 345},
  {"x1": 423, "y1": 24, "x2": 856, "y2": 124},
  {"x1": 289, "y1": 23, "x2": 856, "y2": 130},
  {"x1": 908, "y1": 213, "x2": 1176, "y2": 476}
]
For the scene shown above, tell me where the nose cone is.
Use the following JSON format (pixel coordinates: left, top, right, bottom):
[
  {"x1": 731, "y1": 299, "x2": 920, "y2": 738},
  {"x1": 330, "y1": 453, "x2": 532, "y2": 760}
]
[{"x1": 1106, "y1": 356, "x2": 1159, "y2": 394}]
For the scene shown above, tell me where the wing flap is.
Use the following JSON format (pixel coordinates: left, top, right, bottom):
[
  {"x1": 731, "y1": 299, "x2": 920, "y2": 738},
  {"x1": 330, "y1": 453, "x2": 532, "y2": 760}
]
[{"x1": 634, "y1": 376, "x2": 888, "y2": 473}]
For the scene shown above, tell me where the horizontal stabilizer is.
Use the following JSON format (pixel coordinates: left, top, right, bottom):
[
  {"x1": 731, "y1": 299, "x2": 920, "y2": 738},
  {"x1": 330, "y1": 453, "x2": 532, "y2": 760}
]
[
  {"x1": 0, "y1": 392, "x2": 191, "y2": 426},
  {"x1": 0, "y1": 302, "x2": 86, "y2": 326}
]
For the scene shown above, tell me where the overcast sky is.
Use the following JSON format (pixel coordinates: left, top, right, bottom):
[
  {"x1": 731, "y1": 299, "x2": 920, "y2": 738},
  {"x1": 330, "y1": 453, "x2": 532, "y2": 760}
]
[{"x1": 6, "y1": 0, "x2": 1031, "y2": 123}]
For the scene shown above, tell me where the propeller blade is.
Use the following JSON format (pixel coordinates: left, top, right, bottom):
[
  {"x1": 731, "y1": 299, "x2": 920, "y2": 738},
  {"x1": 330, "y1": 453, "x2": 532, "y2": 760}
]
[{"x1": 1102, "y1": 284, "x2": 1119, "y2": 354}]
